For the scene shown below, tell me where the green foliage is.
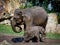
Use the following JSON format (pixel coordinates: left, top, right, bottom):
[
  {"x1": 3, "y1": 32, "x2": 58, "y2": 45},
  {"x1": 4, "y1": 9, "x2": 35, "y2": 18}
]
[
  {"x1": 25, "y1": 0, "x2": 60, "y2": 13},
  {"x1": 19, "y1": 4, "x2": 26, "y2": 9},
  {"x1": 57, "y1": 13, "x2": 60, "y2": 19},
  {"x1": 57, "y1": 13, "x2": 60, "y2": 24},
  {"x1": 42, "y1": 0, "x2": 48, "y2": 12},
  {"x1": 0, "y1": 24, "x2": 24, "y2": 36},
  {"x1": 25, "y1": 2, "x2": 33, "y2": 8},
  {"x1": 19, "y1": 2, "x2": 33, "y2": 9},
  {"x1": 46, "y1": 33, "x2": 60, "y2": 39}
]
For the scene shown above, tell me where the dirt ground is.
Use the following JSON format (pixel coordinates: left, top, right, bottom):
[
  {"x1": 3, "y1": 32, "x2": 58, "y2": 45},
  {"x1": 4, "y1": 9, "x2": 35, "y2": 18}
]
[{"x1": 0, "y1": 35, "x2": 60, "y2": 45}]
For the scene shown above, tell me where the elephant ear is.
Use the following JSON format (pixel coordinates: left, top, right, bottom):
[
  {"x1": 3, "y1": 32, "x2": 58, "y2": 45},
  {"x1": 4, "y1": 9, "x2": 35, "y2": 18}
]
[{"x1": 23, "y1": 16, "x2": 27, "y2": 21}]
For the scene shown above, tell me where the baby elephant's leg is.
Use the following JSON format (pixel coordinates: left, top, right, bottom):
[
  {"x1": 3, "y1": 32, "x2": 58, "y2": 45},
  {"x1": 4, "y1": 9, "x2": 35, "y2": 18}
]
[
  {"x1": 39, "y1": 27, "x2": 45, "y2": 42},
  {"x1": 34, "y1": 32, "x2": 40, "y2": 42},
  {"x1": 24, "y1": 31, "x2": 32, "y2": 42}
]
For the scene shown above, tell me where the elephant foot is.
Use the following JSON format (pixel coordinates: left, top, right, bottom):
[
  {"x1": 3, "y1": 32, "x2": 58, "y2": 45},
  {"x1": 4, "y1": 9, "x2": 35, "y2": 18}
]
[{"x1": 40, "y1": 38, "x2": 44, "y2": 42}]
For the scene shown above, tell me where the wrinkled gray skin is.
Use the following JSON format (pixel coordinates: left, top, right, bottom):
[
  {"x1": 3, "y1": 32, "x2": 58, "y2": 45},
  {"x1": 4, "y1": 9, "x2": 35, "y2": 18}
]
[
  {"x1": 11, "y1": 6, "x2": 48, "y2": 33},
  {"x1": 24, "y1": 26, "x2": 45, "y2": 42}
]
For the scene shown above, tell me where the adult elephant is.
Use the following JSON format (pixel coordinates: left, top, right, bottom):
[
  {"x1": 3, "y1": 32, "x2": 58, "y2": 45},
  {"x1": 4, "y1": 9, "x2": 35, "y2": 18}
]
[{"x1": 11, "y1": 6, "x2": 48, "y2": 33}]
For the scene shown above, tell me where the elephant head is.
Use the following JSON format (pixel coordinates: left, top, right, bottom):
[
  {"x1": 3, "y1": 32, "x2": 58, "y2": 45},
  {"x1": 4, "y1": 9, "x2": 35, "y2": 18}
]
[{"x1": 11, "y1": 9, "x2": 24, "y2": 33}]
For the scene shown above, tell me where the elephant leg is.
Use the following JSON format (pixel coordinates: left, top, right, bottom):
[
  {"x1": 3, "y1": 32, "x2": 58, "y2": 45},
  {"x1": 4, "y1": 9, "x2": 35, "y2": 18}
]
[
  {"x1": 23, "y1": 39, "x2": 30, "y2": 42},
  {"x1": 36, "y1": 36, "x2": 40, "y2": 42},
  {"x1": 23, "y1": 32, "x2": 31, "y2": 42},
  {"x1": 39, "y1": 34, "x2": 43, "y2": 42},
  {"x1": 34, "y1": 33, "x2": 40, "y2": 42}
]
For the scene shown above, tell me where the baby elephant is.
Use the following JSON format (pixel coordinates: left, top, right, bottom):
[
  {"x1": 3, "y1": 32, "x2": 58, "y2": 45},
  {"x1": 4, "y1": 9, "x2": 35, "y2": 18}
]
[{"x1": 24, "y1": 26, "x2": 45, "y2": 42}]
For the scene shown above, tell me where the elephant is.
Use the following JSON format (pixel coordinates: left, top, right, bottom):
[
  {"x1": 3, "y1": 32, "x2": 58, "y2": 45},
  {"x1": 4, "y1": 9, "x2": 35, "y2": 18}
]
[
  {"x1": 11, "y1": 6, "x2": 48, "y2": 33},
  {"x1": 24, "y1": 26, "x2": 45, "y2": 42}
]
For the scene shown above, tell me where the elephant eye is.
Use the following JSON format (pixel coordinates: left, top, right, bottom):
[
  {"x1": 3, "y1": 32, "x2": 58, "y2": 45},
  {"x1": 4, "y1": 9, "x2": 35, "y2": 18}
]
[
  {"x1": 3, "y1": 13, "x2": 6, "y2": 15},
  {"x1": 17, "y1": 13, "x2": 21, "y2": 15}
]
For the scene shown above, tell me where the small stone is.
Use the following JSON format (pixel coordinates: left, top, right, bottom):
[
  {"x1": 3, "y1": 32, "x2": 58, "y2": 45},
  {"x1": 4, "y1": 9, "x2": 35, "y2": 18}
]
[{"x1": 0, "y1": 40, "x2": 12, "y2": 45}]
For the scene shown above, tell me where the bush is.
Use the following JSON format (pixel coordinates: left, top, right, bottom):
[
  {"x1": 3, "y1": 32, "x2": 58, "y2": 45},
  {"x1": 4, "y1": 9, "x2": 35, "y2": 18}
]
[
  {"x1": 57, "y1": 13, "x2": 60, "y2": 24},
  {"x1": 46, "y1": 33, "x2": 60, "y2": 39},
  {"x1": 19, "y1": 2, "x2": 33, "y2": 9},
  {"x1": 19, "y1": 4, "x2": 26, "y2": 9}
]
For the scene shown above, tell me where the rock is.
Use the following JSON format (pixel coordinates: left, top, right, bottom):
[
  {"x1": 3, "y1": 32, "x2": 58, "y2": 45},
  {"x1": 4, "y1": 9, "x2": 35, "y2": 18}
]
[
  {"x1": 2, "y1": 0, "x2": 20, "y2": 14},
  {"x1": 0, "y1": 40, "x2": 12, "y2": 45},
  {"x1": 46, "y1": 13, "x2": 58, "y2": 33},
  {"x1": 0, "y1": 20, "x2": 11, "y2": 25},
  {"x1": 0, "y1": 0, "x2": 21, "y2": 19},
  {"x1": 56, "y1": 24, "x2": 60, "y2": 34}
]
